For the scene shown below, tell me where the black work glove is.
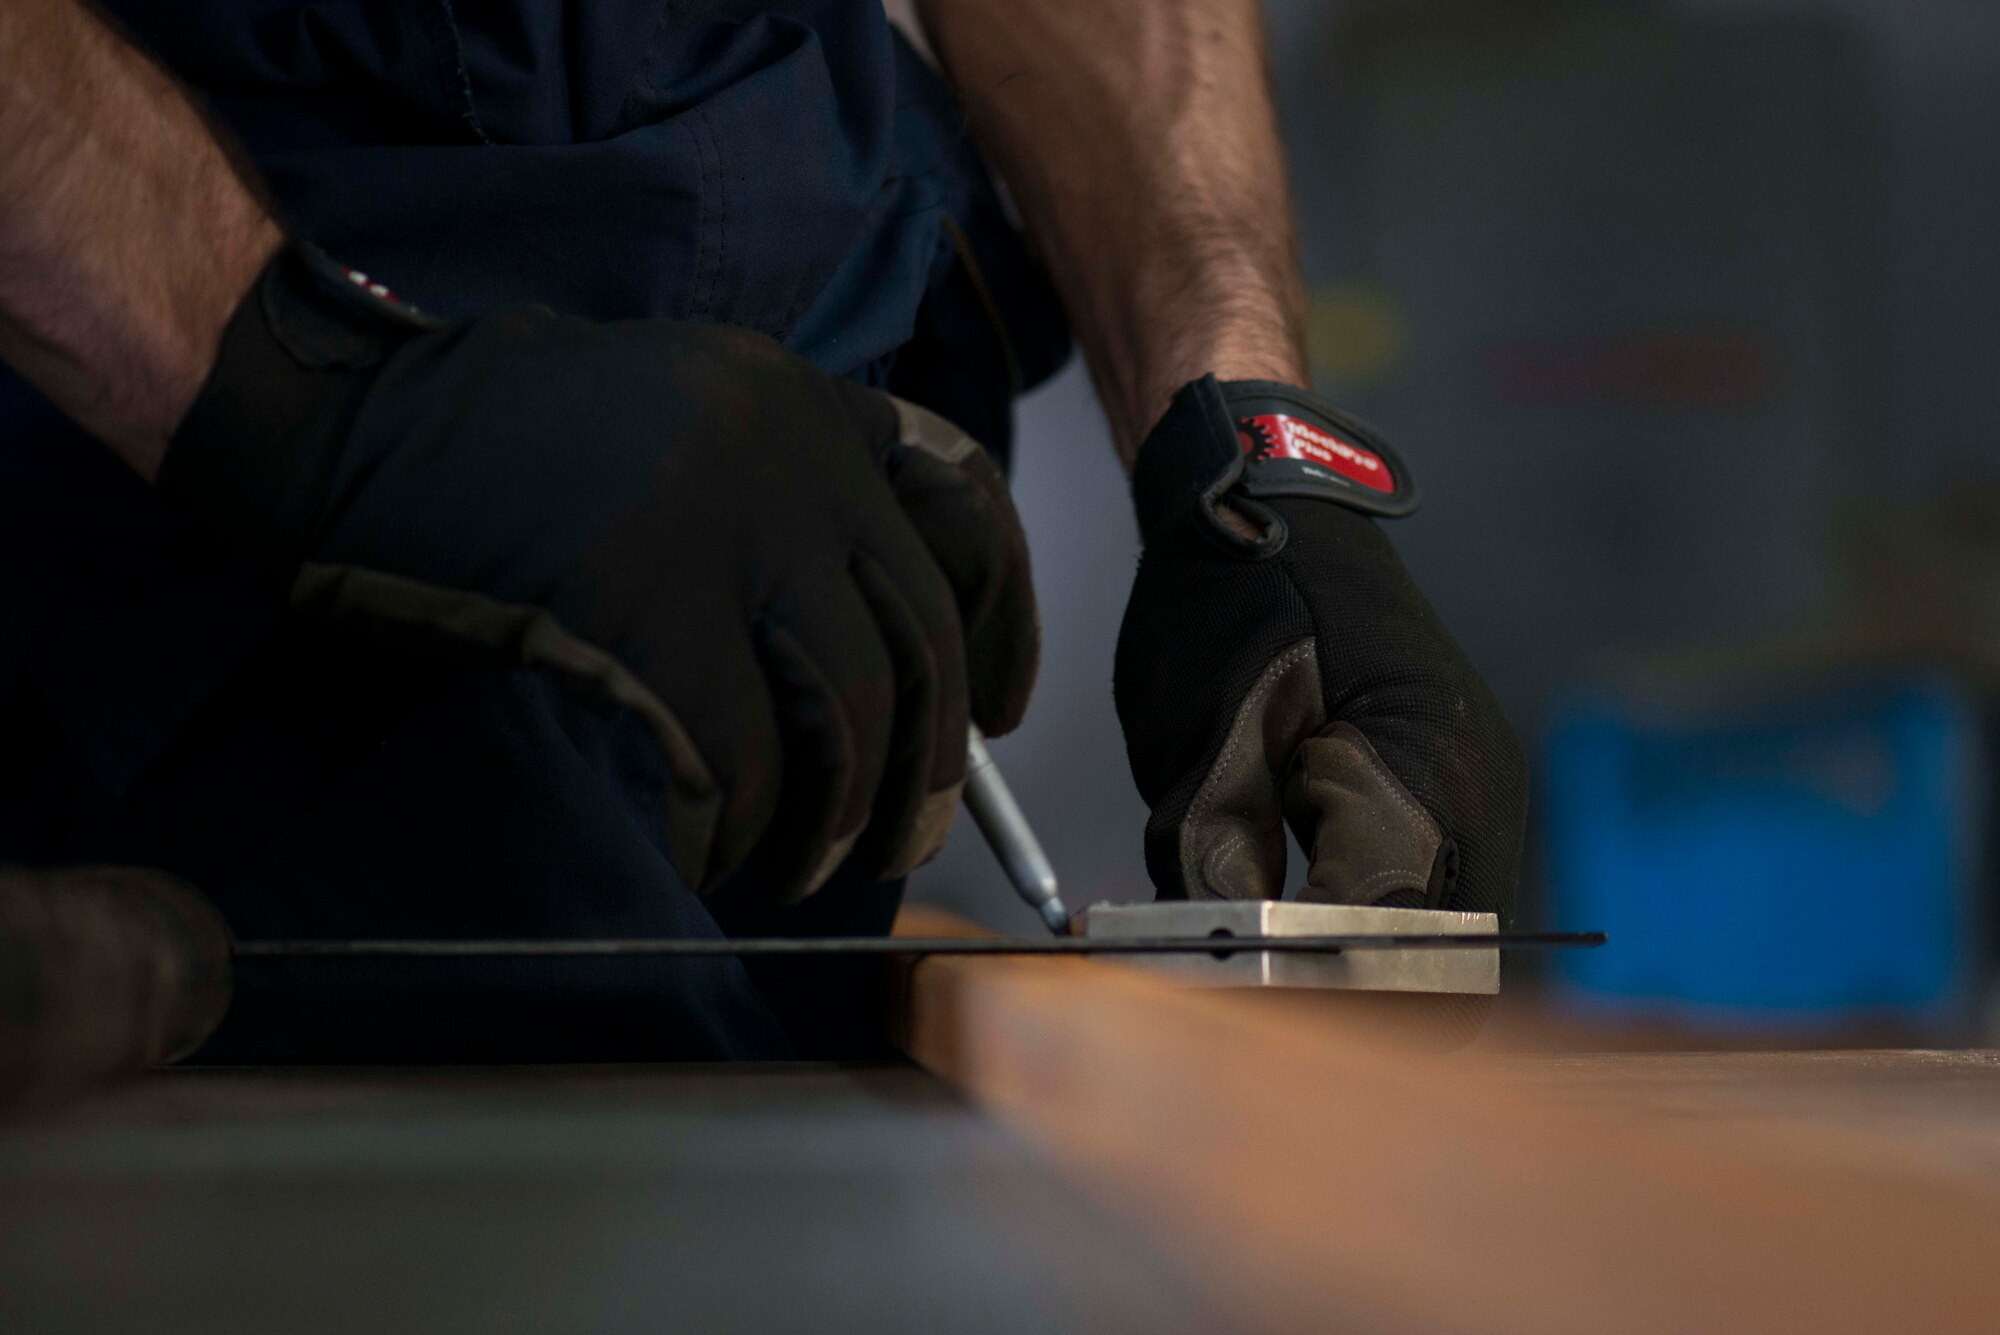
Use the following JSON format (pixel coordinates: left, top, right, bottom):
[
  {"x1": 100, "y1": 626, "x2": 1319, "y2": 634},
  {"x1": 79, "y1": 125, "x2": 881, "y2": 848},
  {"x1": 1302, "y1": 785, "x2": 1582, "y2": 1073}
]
[
  {"x1": 0, "y1": 866, "x2": 234, "y2": 1105},
  {"x1": 1113, "y1": 376, "x2": 1526, "y2": 917},
  {"x1": 161, "y1": 243, "x2": 1038, "y2": 902}
]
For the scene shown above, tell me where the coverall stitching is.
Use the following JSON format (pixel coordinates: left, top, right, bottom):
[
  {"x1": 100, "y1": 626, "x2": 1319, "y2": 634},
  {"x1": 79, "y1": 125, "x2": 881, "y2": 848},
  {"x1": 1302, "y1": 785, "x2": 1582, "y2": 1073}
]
[
  {"x1": 687, "y1": 108, "x2": 723, "y2": 321},
  {"x1": 612, "y1": 3, "x2": 681, "y2": 136},
  {"x1": 669, "y1": 116, "x2": 704, "y2": 320},
  {"x1": 686, "y1": 112, "x2": 709, "y2": 320},
  {"x1": 712, "y1": 111, "x2": 728, "y2": 323},
  {"x1": 426, "y1": 0, "x2": 492, "y2": 145}
]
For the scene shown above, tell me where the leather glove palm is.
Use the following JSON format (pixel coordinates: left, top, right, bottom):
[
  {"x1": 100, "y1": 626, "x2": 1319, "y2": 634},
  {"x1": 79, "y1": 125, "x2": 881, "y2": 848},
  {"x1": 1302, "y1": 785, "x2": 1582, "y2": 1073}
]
[
  {"x1": 162, "y1": 244, "x2": 1037, "y2": 902},
  {"x1": 1114, "y1": 376, "x2": 1525, "y2": 916}
]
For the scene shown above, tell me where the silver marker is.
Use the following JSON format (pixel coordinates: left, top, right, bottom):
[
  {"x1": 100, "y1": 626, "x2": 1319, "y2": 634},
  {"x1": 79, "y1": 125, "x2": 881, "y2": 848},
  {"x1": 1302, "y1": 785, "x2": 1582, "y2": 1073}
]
[{"x1": 964, "y1": 726, "x2": 1070, "y2": 935}]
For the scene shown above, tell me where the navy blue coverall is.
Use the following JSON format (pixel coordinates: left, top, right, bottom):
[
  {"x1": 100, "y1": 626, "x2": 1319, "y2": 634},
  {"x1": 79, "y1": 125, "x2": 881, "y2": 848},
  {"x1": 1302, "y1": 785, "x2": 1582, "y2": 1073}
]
[{"x1": 0, "y1": 1, "x2": 1069, "y2": 1060}]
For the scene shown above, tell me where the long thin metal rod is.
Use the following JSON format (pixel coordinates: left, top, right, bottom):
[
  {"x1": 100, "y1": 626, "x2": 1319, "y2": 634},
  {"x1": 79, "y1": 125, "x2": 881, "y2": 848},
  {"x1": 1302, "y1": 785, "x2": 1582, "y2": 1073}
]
[{"x1": 234, "y1": 932, "x2": 1604, "y2": 959}]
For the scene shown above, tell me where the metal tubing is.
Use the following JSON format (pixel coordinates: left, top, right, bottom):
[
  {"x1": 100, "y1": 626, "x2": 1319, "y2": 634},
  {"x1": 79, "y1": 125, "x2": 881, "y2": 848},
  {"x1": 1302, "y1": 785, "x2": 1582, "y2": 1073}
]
[{"x1": 232, "y1": 932, "x2": 1604, "y2": 958}]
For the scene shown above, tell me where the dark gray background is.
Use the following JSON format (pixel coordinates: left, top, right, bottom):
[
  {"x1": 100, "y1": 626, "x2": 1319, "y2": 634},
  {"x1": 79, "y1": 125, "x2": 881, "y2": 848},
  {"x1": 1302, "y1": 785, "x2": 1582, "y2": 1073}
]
[{"x1": 909, "y1": 0, "x2": 2000, "y2": 933}]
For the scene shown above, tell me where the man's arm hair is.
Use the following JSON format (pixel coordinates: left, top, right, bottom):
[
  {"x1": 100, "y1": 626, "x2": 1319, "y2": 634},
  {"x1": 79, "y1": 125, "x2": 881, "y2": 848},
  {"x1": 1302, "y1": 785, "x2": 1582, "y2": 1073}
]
[
  {"x1": 0, "y1": 0, "x2": 279, "y2": 478},
  {"x1": 914, "y1": 0, "x2": 1309, "y2": 464}
]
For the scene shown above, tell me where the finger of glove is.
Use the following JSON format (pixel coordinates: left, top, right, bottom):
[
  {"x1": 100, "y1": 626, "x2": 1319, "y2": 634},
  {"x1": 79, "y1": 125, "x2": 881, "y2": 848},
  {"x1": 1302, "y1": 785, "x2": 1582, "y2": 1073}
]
[
  {"x1": 877, "y1": 396, "x2": 1040, "y2": 735},
  {"x1": 746, "y1": 574, "x2": 900, "y2": 904},
  {"x1": 1340, "y1": 706, "x2": 1526, "y2": 917},
  {"x1": 1155, "y1": 638, "x2": 1326, "y2": 900},
  {"x1": 0, "y1": 866, "x2": 235, "y2": 1099},
  {"x1": 845, "y1": 547, "x2": 968, "y2": 879},
  {"x1": 288, "y1": 562, "x2": 748, "y2": 893},
  {"x1": 650, "y1": 622, "x2": 780, "y2": 895},
  {"x1": 1283, "y1": 723, "x2": 1447, "y2": 908},
  {"x1": 1115, "y1": 541, "x2": 1314, "y2": 899},
  {"x1": 1271, "y1": 497, "x2": 1531, "y2": 919}
]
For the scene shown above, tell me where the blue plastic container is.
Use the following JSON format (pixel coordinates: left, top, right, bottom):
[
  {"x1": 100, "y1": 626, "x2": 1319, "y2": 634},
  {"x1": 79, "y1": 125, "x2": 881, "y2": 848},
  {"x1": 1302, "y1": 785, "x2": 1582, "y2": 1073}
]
[{"x1": 1543, "y1": 677, "x2": 1986, "y2": 1035}]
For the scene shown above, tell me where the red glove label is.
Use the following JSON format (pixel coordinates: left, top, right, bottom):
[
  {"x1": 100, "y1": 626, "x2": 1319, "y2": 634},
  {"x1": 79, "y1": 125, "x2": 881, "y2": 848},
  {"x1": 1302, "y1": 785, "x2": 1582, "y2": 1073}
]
[
  {"x1": 338, "y1": 265, "x2": 419, "y2": 314},
  {"x1": 1237, "y1": 413, "x2": 1396, "y2": 495}
]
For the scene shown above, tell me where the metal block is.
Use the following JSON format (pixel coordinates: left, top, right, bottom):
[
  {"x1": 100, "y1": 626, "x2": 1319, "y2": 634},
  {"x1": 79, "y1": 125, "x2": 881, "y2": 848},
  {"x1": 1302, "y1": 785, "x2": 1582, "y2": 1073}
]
[{"x1": 1078, "y1": 901, "x2": 1500, "y2": 995}]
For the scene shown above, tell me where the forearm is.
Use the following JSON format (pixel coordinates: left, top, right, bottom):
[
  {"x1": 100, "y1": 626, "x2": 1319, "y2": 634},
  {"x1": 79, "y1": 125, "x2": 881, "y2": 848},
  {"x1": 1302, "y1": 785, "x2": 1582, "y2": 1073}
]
[
  {"x1": 0, "y1": 0, "x2": 278, "y2": 478},
  {"x1": 917, "y1": 0, "x2": 1307, "y2": 463}
]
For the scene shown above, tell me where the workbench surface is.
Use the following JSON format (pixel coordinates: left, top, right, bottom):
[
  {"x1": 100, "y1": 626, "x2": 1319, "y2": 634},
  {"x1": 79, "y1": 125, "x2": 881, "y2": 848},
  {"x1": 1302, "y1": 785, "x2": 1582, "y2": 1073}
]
[
  {"x1": 1492, "y1": 1048, "x2": 2000, "y2": 1192},
  {"x1": 6, "y1": 1050, "x2": 2000, "y2": 1333},
  {"x1": 0, "y1": 1066, "x2": 1221, "y2": 1335}
]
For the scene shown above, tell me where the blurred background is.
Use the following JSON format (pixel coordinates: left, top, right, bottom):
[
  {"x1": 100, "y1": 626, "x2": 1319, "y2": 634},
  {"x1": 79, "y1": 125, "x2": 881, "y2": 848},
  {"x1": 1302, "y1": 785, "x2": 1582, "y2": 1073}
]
[{"x1": 910, "y1": 0, "x2": 2000, "y2": 1044}]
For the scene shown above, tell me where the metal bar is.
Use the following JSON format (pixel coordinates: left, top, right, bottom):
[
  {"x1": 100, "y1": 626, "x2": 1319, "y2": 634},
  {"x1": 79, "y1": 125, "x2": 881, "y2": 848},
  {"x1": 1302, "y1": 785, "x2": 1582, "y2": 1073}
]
[{"x1": 233, "y1": 931, "x2": 1603, "y2": 958}]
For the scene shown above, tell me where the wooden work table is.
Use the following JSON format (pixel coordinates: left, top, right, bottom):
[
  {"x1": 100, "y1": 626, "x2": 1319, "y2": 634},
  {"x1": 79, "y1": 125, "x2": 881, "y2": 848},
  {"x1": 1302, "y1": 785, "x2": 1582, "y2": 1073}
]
[
  {"x1": 895, "y1": 909, "x2": 2000, "y2": 1334},
  {"x1": 4, "y1": 915, "x2": 1998, "y2": 1333}
]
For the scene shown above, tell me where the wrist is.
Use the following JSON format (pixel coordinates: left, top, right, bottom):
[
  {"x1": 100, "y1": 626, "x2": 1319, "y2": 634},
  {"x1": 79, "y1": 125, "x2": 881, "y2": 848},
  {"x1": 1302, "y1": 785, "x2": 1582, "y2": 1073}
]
[
  {"x1": 130, "y1": 215, "x2": 284, "y2": 473},
  {"x1": 161, "y1": 241, "x2": 437, "y2": 566},
  {"x1": 1134, "y1": 338, "x2": 1308, "y2": 449},
  {"x1": 0, "y1": 0, "x2": 281, "y2": 479},
  {"x1": 1098, "y1": 275, "x2": 1308, "y2": 462}
]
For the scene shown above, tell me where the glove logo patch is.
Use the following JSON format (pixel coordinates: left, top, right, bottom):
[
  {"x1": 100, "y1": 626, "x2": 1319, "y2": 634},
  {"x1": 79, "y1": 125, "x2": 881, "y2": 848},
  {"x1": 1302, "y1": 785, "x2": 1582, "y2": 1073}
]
[
  {"x1": 338, "y1": 265, "x2": 420, "y2": 315},
  {"x1": 1237, "y1": 413, "x2": 1395, "y2": 495}
]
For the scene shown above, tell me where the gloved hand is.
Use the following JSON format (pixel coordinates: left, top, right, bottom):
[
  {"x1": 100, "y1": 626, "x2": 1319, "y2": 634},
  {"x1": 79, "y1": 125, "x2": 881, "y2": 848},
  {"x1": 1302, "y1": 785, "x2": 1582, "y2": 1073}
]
[
  {"x1": 0, "y1": 865, "x2": 234, "y2": 1105},
  {"x1": 1114, "y1": 376, "x2": 1526, "y2": 917},
  {"x1": 161, "y1": 243, "x2": 1038, "y2": 902}
]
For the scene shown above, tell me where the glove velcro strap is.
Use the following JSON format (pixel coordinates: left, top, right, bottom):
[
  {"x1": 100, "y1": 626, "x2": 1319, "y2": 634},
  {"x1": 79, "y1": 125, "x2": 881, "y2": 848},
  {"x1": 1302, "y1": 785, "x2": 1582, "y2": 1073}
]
[
  {"x1": 1133, "y1": 376, "x2": 1419, "y2": 550},
  {"x1": 159, "y1": 243, "x2": 434, "y2": 571},
  {"x1": 1130, "y1": 374, "x2": 1246, "y2": 550}
]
